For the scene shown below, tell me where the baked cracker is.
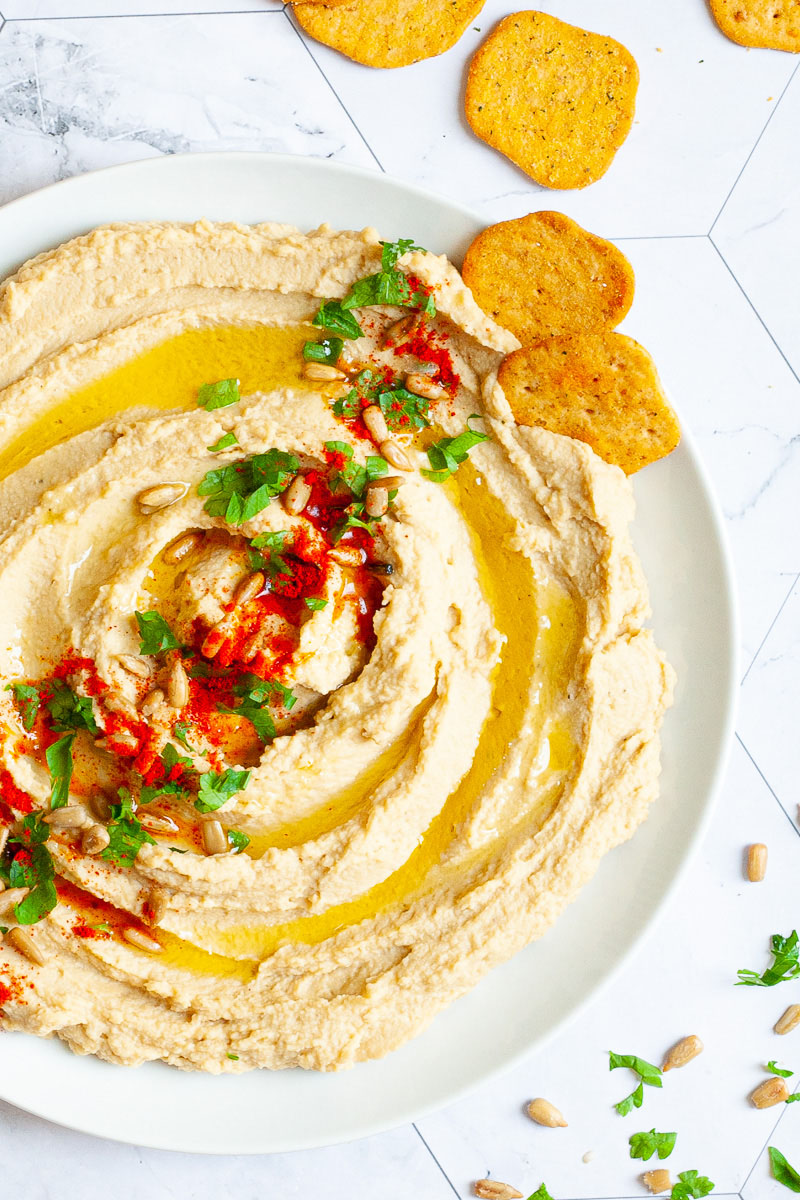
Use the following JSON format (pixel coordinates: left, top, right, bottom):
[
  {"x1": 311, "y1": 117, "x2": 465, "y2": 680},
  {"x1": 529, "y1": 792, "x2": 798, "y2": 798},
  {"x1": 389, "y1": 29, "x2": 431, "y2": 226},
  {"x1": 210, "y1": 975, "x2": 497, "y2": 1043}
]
[
  {"x1": 709, "y1": 0, "x2": 800, "y2": 51},
  {"x1": 465, "y1": 10, "x2": 639, "y2": 190},
  {"x1": 462, "y1": 211, "x2": 635, "y2": 344},
  {"x1": 293, "y1": 0, "x2": 486, "y2": 69},
  {"x1": 498, "y1": 333, "x2": 680, "y2": 474}
]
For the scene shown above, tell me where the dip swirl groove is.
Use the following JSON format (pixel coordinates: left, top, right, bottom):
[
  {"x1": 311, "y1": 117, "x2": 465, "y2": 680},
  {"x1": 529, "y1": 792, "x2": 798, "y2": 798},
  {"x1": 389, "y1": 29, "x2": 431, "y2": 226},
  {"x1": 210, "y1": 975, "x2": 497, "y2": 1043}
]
[{"x1": 0, "y1": 221, "x2": 674, "y2": 1071}]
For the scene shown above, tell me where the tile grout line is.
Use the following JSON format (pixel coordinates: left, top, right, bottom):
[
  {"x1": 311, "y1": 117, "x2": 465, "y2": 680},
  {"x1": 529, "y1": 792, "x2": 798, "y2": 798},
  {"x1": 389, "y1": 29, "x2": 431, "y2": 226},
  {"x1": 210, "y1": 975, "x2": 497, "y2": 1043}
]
[
  {"x1": 412, "y1": 1123, "x2": 461, "y2": 1200},
  {"x1": 736, "y1": 732, "x2": 800, "y2": 839},
  {"x1": 707, "y1": 236, "x2": 800, "y2": 390},
  {"x1": 741, "y1": 571, "x2": 800, "y2": 685},
  {"x1": 709, "y1": 59, "x2": 800, "y2": 236},
  {"x1": 282, "y1": 7, "x2": 385, "y2": 174},
  {"x1": 738, "y1": 1101, "x2": 788, "y2": 1194},
  {"x1": 613, "y1": 233, "x2": 709, "y2": 241}
]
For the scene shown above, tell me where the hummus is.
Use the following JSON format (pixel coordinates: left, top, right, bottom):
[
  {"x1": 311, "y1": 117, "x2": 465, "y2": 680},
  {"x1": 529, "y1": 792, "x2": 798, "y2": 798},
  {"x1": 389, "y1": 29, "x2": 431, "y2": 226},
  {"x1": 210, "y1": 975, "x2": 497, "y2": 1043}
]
[{"x1": 0, "y1": 221, "x2": 674, "y2": 1071}]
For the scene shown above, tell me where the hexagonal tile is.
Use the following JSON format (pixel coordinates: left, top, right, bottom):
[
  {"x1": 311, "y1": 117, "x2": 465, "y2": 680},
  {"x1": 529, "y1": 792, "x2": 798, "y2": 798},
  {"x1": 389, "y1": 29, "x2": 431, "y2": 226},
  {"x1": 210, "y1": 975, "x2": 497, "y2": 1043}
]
[
  {"x1": 290, "y1": 0, "x2": 796, "y2": 237},
  {"x1": 0, "y1": 12, "x2": 376, "y2": 207}
]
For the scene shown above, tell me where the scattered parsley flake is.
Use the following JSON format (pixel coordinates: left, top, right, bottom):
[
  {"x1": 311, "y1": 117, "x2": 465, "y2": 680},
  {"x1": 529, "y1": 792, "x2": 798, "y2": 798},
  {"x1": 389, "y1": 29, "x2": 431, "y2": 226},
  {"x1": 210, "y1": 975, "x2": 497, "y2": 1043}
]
[
  {"x1": 339, "y1": 239, "x2": 434, "y2": 317},
  {"x1": 609, "y1": 1052, "x2": 662, "y2": 1116},
  {"x1": 197, "y1": 378, "x2": 240, "y2": 411},
  {"x1": 46, "y1": 681, "x2": 98, "y2": 734},
  {"x1": 422, "y1": 416, "x2": 489, "y2": 483},
  {"x1": 304, "y1": 597, "x2": 328, "y2": 611},
  {"x1": 172, "y1": 721, "x2": 196, "y2": 753},
  {"x1": 249, "y1": 530, "x2": 291, "y2": 578},
  {"x1": 197, "y1": 449, "x2": 298, "y2": 526},
  {"x1": 227, "y1": 1052, "x2": 240, "y2": 1061},
  {"x1": 227, "y1": 830, "x2": 250, "y2": 854},
  {"x1": 207, "y1": 431, "x2": 238, "y2": 453},
  {"x1": 9, "y1": 841, "x2": 57, "y2": 925},
  {"x1": 737, "y1": 930, "x2": 800, "y2": 986},
  {"x1": 771, "y1": 1148, "x2": 800, "y2": 1192},
  {"x1": 767, "y1": 1060, "x2": 794, "y2": 1078},
  {"x1": 195, "y1": 768, "x2": 251, "y2": 814},
  {"x1": 303, "y1": 336, "x2": 344, "y2": 366},
  {"x1": 100, "y1": 788, "x2": 156, "y2": 868},
  {"x1": 46, "y1": 733, "x2": 75, "y2": 810},
  {"x1": 6, "y1": 682, "x2": 43, "y2": 731},
  {"x1": 671, "y1": 1170, "x2": 714, "y2": 1199},
  {"x1": 376, "y1": 386, "x2": 431, "y2": 430},
  {"x1": 312, "y1": 299, "x2": 362, "y2": 341},
  {"x1": 135, "y1": 610, "x2": 182, "y2": 656},
  {"x1": 629, "y1": 1129, "x2": 677, "y2": 1161}
]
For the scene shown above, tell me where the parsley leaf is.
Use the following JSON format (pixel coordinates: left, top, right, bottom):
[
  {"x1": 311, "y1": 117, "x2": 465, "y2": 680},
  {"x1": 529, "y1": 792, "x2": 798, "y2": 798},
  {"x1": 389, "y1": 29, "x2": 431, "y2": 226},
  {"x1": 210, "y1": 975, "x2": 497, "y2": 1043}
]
[
  {"x1": 197, "y1": 449, "x2": 299, "y2": 526},
  {"x1": 135, "y1": 610, "x2": 182, "y2": 656},
  {"x1": 609, "y1": 1052, "x2": 663, "y2": 1116},
  {"x1": 10, "y1": 812, "x2": 50, "y2": 847},
  {"x1": 340, "y1": 239, "x2": 434, "y2": 317},
  {"x1": 331, "y1": 500, "x2": 380, "y2": 542},
  {"x1": 10, "y1": 843, "x2": 57, "y2": 925},
  {"x1": 140, "y1": 743, "x2": 194, "y2": 805},
  {"x1": 197, "y1": 378, "x2": 240, "y2": 411},
  {"x1": 312, "y1": 300, "x2": 362, "y2": 340},
  {"x1": 217, "y1": 674, "x2": 294, "y2": 742},
  {"x1": 325, "y1": 440, "x2": 389, "y2": 496},
  {"x1": 629, "y1": 1129, "x2": 677, "y2": 1161},
  {"x1": 422, "y1": 417, "x2": 489, "y2": 482},
  {"x1": 671, "y1": 1170, "x2": 714, "y2": 1199},
  {"x1": 770, "y1": 1147, "x2": 800, "y2": 1192},
  {"x1": 303, "y1": 337, "x2": 344, "y2": 366},
  {"x1": 248, "y1": 530, "x2": 290, "y2": 577},
  {"x1": 305, "y1": 597, "x2": 328, "y2": 611},
  {"x1": 768, "y1": 1060, "x2": 794, "y2": 1078},
  {"x1": 216, "y1": 700, "x2": 276, "y2": 743},
  {"x1": 526, "y1": 1186, "x2": 554, "y2": 1200},
  {"x1": 376, "y1": 386, "x2": 431, "y2": 430},
  {"x1": 227, "y1": 1052, "x2": 240, "y2": 1061},
  {"x1": 738, "y1": 930, "x2": 800, "y2": 986},
  {"x1": 46, "y1": 733, "x2": 75, "y2": 810},
  {"x1": 172, "y1": 722, "x2": 196, "y2": 752},
  {"x1": 100, "y1": 788, "x2": 156, "y2": 868},
  {"x1": 6, "y1": 682, "x2": 42, "y2": 731},
  {"x1": 195, "y1": 768, "x2": 251, "y2": 814},
  {"x1": 207, "y1": 431, "x2": 238, "y2": 453},
  {"x1": 227, "y1": 830, "x2": 250, "y2": 854},
  {"x1": 46, "y1": 682, "x2": 98, "y2": 734}
]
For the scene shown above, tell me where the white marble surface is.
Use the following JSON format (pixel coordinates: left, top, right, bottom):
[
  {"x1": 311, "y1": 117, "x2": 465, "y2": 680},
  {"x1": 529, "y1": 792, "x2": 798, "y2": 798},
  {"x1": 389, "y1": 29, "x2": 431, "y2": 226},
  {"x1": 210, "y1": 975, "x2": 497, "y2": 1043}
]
[{"x1": 0, "y1": 2, "x2": 798, "y2": 1196}]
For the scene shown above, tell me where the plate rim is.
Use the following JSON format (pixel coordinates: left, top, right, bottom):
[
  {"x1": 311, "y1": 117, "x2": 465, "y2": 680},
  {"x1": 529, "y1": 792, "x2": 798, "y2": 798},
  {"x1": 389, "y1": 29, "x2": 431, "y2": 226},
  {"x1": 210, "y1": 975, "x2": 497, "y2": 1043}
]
[{"x1": 0, "y1": 150, "x2": 739, "y2": 1154}]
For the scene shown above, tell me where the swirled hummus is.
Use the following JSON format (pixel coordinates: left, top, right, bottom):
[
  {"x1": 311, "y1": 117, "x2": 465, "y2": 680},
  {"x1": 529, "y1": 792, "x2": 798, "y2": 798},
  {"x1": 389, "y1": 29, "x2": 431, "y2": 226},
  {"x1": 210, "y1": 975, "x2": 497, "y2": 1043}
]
[{"x1": 0, "y1": 221, "x2": 674, "y2": 1071}]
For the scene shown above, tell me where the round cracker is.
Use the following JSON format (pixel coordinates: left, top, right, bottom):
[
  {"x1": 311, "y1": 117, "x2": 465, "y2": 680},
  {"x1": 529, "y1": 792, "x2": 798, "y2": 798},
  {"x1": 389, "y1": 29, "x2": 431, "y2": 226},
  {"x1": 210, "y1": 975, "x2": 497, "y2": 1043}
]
[
  {"x1": 462, "y1": 211, "x2": 635, "y2": 345},
  {"x1": 293, "y1": 0, "x2": 486, "y2": 69},
  {"x1": 709, "y1": 0, "x2": 800, "y2": 51},
  {"x1": 498, "y1": 332, "x2": 680, "y2": 475},
  {"x1": 465, "y1": 11, "x2": 639, "y2": 190}
]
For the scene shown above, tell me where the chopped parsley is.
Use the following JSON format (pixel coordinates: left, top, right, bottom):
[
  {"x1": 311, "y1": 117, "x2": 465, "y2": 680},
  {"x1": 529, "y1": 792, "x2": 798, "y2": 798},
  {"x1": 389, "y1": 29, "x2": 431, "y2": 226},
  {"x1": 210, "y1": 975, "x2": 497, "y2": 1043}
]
[
  {"x1": 312, "y1": 299, "x2": 362, "y2": 341},
  {"x1": 767, "y1": 1060, "x2": 794, "y2": 1078},
  {"x1": 100, "y1": 788, "x2": 156, "y2": 868},
  {"x1": 227, "y1": 1052, "x2": 240, "y2": 1061},
  {"x1": 422, "y1": 417, "x2": 489, "y2": 483},
  {"x1": 671, "y1": 1170, "x2": 714, "y2": 1199},
  {"x1": 207, "y1": 431, "x2": 238, "y2": 453},
  {"x1": 6, "y1": 682, "x2": 42, "y2": 731},
  {"x1": 197, "y1": 449, "x2": 299, "y2": 526},
  {"x1": 303, "y1": 336, "x2": 344, "y2": 366},
  {"x1": 46, "y1": 681, "x2": 98, "y2": 734},
  {"x1": 172, "y1": 721, "x2": 196, "y2": 752},
  {"x1": 331, "y1": 372, "x2": 432, "y2": 431},
  {"x1": 331, "y1": 501, "x2": 380, "y2": 542},
  {"x1": 738, "y1": 930, "x2": 800, "y2": 986},
  {"x1": 305, "y1": 597, "x2": 328, "y2": 611},
  {"x1": 217, "y1": 675, "x2": 295, "y2": 744},
  {"x1": 140, "y1": 743, "x2": 193, "y2": 805},
  {"x1": 11, "y1": 812, "x2": 51, "y2": 847},
  {"x1": 340, "y1": 239, "x2": 434, "y2": 317},
  {"x1": 227, "y1": 830, "x2": 250, "y2": 854},
  {"x1": 325, "y1": 440, "x2": 389, "y2": 496},
  {"x1": 526, "y1": 1186, "x2": 554, "y2": 1200},
  {"x1": 609, "y1": 1052, "x2": 663, "y2": 1116},
  {"x1": 197, "y1": 378, "x2": 240, "y2": 411},
  {"x1": 46, "y1": 733, "x2": 75, "y2": 810},
  {"x1": 195, "y1": 768, "x2": 251, "y2": 814},
  {"x1": 135, "y1": 610, "x2": 182, "y2": 656},
  {"x1": 770, "y1": 1147, "x2": 800, "y2": 1192},
  {"x1": 9, "y1": 841, "x2": 57, "y2": 925},
  {"x1": 248, "y1": 530, "x2": 291, "y2": 577},
  {"x1": 629, "y1": 1129, "x2": 677, "y2": 1161}
]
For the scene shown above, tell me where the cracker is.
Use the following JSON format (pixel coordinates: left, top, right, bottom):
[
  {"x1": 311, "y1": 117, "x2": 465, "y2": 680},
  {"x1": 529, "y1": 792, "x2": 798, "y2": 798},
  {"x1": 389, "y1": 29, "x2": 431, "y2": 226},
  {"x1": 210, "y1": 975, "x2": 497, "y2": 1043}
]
[
  {"x1": 465, "y1": 11, "x2": 639, "y2": 190},
  {"x1": 461, "y1": 211, "x2": 635, "y2": 344},
  {"x1": 709, "y1": 0, "x2": 800, "y2": 51},
  {"x1": 497, "y1": 333, "x2": 680, "y2": 474},
  {"x1": 293, "y1": 0, "x2": 486, "y2": 69}
]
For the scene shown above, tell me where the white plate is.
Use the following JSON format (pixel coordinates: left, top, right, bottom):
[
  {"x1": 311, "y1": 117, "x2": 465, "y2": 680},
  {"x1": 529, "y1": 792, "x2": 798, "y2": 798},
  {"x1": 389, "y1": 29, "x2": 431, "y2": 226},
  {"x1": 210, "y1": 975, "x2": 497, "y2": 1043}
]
[{"x1": 0, "y1": 152, "x2": 737, "y2": 1154}]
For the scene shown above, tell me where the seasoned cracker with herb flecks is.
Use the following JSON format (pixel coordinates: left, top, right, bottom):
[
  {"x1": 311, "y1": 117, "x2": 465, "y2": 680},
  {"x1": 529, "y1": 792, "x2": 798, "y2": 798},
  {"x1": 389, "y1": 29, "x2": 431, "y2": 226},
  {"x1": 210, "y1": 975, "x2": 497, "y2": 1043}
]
[
  {"x1": 294, "y1": 0, "x2": 486, "y2": 69},
  {"x1": 465, "y1": 11, "x2": 638, "y2": 190},
  {"x1": 710, "y1": 0, "x2": 800, "y2": 52}
]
